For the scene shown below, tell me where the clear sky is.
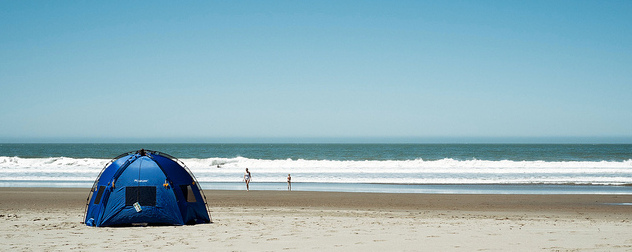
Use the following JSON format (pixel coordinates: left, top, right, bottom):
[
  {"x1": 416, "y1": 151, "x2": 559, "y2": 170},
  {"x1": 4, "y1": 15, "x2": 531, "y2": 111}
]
[{"x1": 1, "y1": 1, "x2": 631, "y2": 143}]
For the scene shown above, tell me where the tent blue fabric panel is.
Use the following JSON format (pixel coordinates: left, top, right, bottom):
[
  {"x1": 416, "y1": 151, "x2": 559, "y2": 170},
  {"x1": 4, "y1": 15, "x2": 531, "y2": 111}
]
[
  {"x1": 85, "y1": 156, "x2": 130, "y2": 226},
  {"x1": 150, "y1": 155, "x2": 192, "y2": 184},
  {"x1": 98, "y1": 186, "x2": 183, "y2": 226},
  {"x1": 99, "y1": 154, "x2": 134, "y2": 184},
  {"x1": 174, "y1": 183, "x2": 211, "y2": 224},
  {"x1": 86, "y1": 155, "x2": 137, "y2": 226},
  {"x1": 186, "y1": 201, "x2": 211, "y2": 224},
  {"x1": 116, "y1": 157, "x2": 164, "y2": 187},
  {"x1": 150, "y1": 154, "x2": 211, "y2": 223},
  {"x1": 85, "y1": 185, "x2": 109, "y2": 226}
]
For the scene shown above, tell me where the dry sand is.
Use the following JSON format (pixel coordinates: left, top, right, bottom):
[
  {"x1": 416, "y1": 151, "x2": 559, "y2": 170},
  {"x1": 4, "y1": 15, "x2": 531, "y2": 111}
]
[{"x1": 1, "y1": 187, "x2": 632, "y2": 251}]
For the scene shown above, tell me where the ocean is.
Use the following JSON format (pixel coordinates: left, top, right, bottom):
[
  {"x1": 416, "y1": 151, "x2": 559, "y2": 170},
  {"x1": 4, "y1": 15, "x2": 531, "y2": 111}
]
[{"x1": 1, "y1": 143, "x2": 631, "y2": 194}]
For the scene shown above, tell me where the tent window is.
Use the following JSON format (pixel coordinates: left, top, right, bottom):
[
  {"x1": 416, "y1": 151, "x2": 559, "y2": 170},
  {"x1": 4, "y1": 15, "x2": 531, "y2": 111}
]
[
  {"x1": 125, "y1": 186, "x2": 156, "y2": 206},
  {"x1": 93, "y1": 186, "x2": 106, "y2": 205},
  {"x1": 180, "y1": 185, "x2": 197, "y2": 203}
]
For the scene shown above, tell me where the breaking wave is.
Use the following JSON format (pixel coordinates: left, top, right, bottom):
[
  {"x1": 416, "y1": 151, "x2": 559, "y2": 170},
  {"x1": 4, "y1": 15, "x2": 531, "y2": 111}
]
[{"x1": 1, "y1": 156, "x2": 631, "y2": 186}]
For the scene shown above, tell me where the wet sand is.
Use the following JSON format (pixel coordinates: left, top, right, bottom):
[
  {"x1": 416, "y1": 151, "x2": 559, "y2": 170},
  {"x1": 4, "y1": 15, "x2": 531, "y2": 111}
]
[{"x1": 1, "y1": 187, "x2": 632, "y2": 251}]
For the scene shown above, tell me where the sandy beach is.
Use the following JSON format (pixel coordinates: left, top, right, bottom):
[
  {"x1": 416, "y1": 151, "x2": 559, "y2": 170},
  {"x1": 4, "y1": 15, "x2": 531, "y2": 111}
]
[{"x1": 1, "y1": 187, "x2": 632, "y2": 251}]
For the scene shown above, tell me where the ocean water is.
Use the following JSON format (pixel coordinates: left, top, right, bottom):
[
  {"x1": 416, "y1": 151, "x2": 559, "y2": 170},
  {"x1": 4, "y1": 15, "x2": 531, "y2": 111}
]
[{"x1": 1, "y1": 143, "x2": 631, "y2": 194}]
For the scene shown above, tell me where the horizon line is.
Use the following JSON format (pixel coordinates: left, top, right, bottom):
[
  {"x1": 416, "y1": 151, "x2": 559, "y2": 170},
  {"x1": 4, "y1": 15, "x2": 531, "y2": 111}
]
[{"x1": 1, "y1": 136, "x2": 631, "y2": 144}]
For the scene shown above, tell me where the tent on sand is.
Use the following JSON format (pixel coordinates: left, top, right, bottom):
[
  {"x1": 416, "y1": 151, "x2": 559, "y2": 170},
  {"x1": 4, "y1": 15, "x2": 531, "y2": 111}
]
[{"x1": 84, "y1": 149, "x2": 211, "y2": 227}]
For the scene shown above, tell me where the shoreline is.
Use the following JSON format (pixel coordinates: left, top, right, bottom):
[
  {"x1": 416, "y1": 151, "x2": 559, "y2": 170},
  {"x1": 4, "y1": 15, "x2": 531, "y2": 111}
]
[
  {"x1": 3, "y1": 182, "x2": 632, "y2": 195},
  {"x1": 2, "y1": 187, "x2": 632, "y2": 251}
]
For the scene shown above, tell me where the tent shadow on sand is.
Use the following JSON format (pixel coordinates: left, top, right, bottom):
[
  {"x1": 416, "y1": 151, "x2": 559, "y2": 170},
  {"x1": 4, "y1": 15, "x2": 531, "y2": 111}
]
[{"x1": 83, "y1": 149, "x2": 212, "y2": 227}]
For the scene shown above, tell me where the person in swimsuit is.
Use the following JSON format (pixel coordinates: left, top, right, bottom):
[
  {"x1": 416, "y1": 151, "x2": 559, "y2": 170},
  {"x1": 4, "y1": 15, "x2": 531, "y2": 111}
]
[
  {"x1": 244, "y1": 168, "x2": 251, "y2": 191},
  {"x1": 287, "y1": 174, "x2": 292, "y2": 191}
]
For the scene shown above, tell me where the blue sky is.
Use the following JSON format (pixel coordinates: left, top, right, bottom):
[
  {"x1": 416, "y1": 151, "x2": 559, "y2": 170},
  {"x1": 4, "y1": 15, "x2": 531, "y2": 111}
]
[{"x1": 1, "y1": 1, "x2": 631, "y2": 143}]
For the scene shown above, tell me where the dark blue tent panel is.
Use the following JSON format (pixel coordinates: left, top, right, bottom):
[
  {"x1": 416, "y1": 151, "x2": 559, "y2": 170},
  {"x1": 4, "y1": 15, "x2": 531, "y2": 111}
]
[{"x1": 84, "y1": 150, "x2": 211, "y2": 227}]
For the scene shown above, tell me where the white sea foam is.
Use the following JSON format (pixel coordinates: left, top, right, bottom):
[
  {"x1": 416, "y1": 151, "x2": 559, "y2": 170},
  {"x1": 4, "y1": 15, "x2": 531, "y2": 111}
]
[{"x1": 1, "y1": 156, "x2": 631, "y2": 185}]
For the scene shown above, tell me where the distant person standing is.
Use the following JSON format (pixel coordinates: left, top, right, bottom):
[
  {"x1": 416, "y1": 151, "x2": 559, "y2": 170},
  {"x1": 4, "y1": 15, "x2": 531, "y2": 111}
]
[
  {"x1": 287, "y1": 174, "x2": 292, "y2": 191},
  {"x1": 244, "y1": 168, "x2": 252, "y2": 191}
]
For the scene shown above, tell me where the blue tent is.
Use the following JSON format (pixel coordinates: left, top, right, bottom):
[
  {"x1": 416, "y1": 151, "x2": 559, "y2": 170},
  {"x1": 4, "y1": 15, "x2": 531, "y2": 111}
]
[{"x1": 84, "y1": 149, "x2": 211, "y2": 227}]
